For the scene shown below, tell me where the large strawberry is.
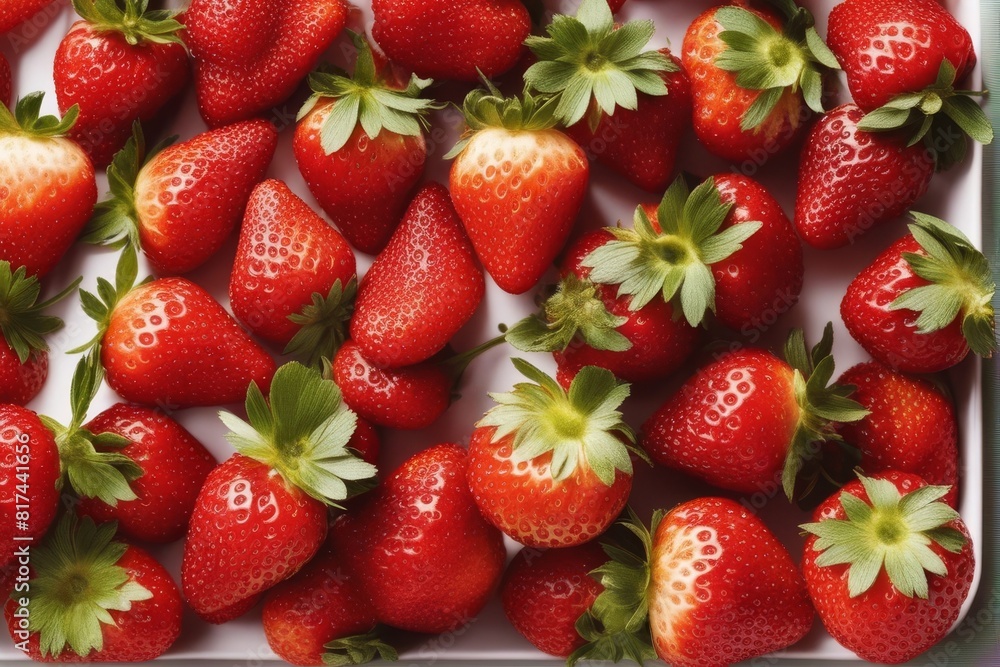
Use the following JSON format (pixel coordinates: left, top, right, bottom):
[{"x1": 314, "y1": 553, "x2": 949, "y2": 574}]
[
  {"x1": 185, "y1": 0, "x2": 348, "y2": 128},
  {"x1": 0, "y1": 93, "x2": 97, "y2": 277},
  {"x1": 5, "y1": 515, "x2": 182, "y2": 662},
  {"x1": 448, "y1": 85, "x2": 589, "y2": 294},
  {"x1": 0, "y1": 1, "x2": 57, "y2": 34},
  {"x1": 182, "y1": 362, "x2": 377, "y2": 623},
  {"x1": 802, "y1": 471, "x2": 975, "y2": 663},
  {"x1": 294, "y1": 33, "x2": 439, "y2": 255},
  {"x1": 86, "y1": 120, "x2": 277, "y2": 276},
  {"x1": 53, "y1": 0, "x2": 189, "y2": 167},
  {"x1": 467, "y1": 359, "x2": 639, "y2": 548},
  {"x1": 841, "y1": 212, "x2": 996, "y2": 373}
]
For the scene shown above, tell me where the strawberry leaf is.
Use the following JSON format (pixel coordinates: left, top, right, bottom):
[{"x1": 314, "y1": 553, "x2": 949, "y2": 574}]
[
  {"x1": 0, "y1": 92, "x2": 78, "y2": 137},
  {"x1": 323, "y1": 630, "x2": 398, "y2": 666},
  {"x1": 446, "y1": 83, "x2": 560, "y2": 159},
  {"x1": 0, "y1": 262, "x2": 80, "y2": 363},
  {"x1": 72, "y1": 0, "x2": 185, "y2": 48},
  {"x1": 285, "y1": 278, "x2": 357, "y2": 369},
  {"x1": 70, "y1": 246, "x2": 145, "y2": 356}
]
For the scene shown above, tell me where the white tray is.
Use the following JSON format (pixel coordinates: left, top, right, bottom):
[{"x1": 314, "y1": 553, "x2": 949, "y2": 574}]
[{"x1": 1, "y1": 0, "x2": 984, "y2": 663}]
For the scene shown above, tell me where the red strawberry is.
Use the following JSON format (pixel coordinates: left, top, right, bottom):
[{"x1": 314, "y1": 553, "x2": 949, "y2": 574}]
[
  {"x1": 371, "y1": 0, "x2": 529, "y2": 82},
  {"x1": 841, "y1": 212, "x2": 996, "y2": 373},
  {"x1": 294, "y1": 34, "x2": 438, "y2": 255},
  {"x1": 802, "y1": 471, "x2": 975, "y2": 663},
  {"x1": 5, "y1": 515, "x2": 182, "y2": 662},
  {"x1": 795, "y1": 104, "x2": 934, "y2": 249},
  {"x1": 835, "y1": 361, "x2": 959, "y2": 507},
  {"x1": 351, "y1": 183, "x2": 484, "y2": 369},
  {"x1": 229, "y1": 179, "x2": 356, "y2": 365},
  {"x1": 0, "y1": 93, "x2": 97, "y2": 277},
  {"x1": 0, "y1": 53, "x2": 10, "y2": 108},
  {"x1": 185, "y1": 0, "x2": 348, "y2": 128},
  {"x1": 449, "y1": 86, "x2": 589, "y2": 295},
  {"x1": 467, "y1": 359, "x2": 638, "y2": 548},
  {"x1": 53, "y1": 0, "x2": 189, "y2": 168},
  {"x1": 607, "y1": 0, "x2": 626, "y2": 12},
  {"x1": 182, "y1": 362, "x2": 378, "y2": 623},
  {"x1": 337, "y1": 443, "x2": 505, "y2": 634},
  {"x1": 87, "y1": 120, "x2": 277, "y2": 276},
  {"x1": 0, "y1": 1, "x2": 57, "y2": 34}
]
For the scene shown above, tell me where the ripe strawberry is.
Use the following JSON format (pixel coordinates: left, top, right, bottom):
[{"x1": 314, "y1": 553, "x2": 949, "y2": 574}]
[
  {"x1": 841, "y1": 212, "x2": 996, "y2": 373},
  {"x1": 53, "y1": 0, "x2": 189, "y2": 168},
  {"x1": 351, "y1": 183, "x2": 484, "y2": 369},
  {"x1": 229, "y1": 179, "x2": 356, "y2": 366},
  {"x1": 0, "y1": 1, "x2": 57, "y2": 34},
  {"x1": 795, "y1": 104, "x2": 934, "y2": 249},
  {"x1": 87, "y1": 120, "x2": 277, "y2": 276},
  {"x1": 185, "y1": 0, "x2": 348, "y2": 128},
  {"x1": 371, "y1": 0, "x2": 529, "y2": 82},
  {"x1": 0, "y1": 53, "x2": 10, "y2": 108},
  {"x1": 448, "y1": 86, "x2": 589, "y2": 295},
  {"x1": 337, "y1": 443, "x2": 505, "y2": 633},
  {"x1": 802, "y1": 471, "x2": 975, "y2": 663},
  {"x1": 0, "y1": 93, "x2": 97, "y2": 277},
  {"x1": 5, "y1": 515, "x2": 182, "y2": 661},
  {"x1": 467, "y1": 359, "x2": 638, "y2": 548},
  {"x1": 294, "y1": 33, "x2": 438, "y2": 255},
  {"x1": 182, "y1": 362, "x2": 377, "y2": 623},
  {"x1": 835, "y1": 361, "x2": 959, "y2": 507}
]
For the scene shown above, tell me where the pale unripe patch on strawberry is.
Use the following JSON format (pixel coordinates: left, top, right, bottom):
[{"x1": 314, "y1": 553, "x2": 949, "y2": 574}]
[{"x1": 0, "y1": 136, "x2": 90, "y2": 209}]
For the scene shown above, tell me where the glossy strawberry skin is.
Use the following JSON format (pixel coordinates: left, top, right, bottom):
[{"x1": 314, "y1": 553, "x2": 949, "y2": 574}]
[
  {"x1": 53, "y1": 20, "x2": 189, "y2": 168},
  {"x1": 842, "y1": 234, "x2": 969, "y2": 373},
  {"x1": 101, "y1": 277, "x2": 277, "y2": 409},
  {"x1": 75, "y1": 403, "x2": 218, "y2": 543},
  {"x1": 501, "y1": 543, "x2": 606, "y2": 658},
  {"x1": 230, "y1": 179, "x2": 356, "y2": 346},
  {"x1": 185, "y1": 0, "x2": 348, "y2": 128},
  {"x1": 795, "y1": 105, "x2": 934, "y2": 249},
  {"x1": 0, "y1": 53, "x2": 10, "y2": 108},
  {"x1": 182, "y1": 454, "x2": 328, "y2": 624},
  {"x1": 0, "y1": 342, "x2": 46, "y2": 406},
  {"x1": 650, "y1": 498, "x2": 813, "y2": 667},
  {"x1": 803, "y1": 471, "x2": 975, "y2": 663},
  {"x1": 827, "y1": 0, "x2": 976, "y2": 112},
  {"x1": 338, "y1": 444, "x2": 506, "y2": 634},
  {"x1": 134, "y1": 119, "x2": 277, "y2": 276},
  {"x1": 0, "y1": 1, "x2": 57, "y2": 34}
]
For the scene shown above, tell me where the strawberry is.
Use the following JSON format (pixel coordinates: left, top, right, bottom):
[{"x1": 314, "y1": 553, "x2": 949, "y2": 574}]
[
  {"x1": 294, "y1": 34, "x2": 439, "y2": 255},
  {"x1": 86, "y1": 120, "x2": 277, "y2": 276},
  {"x1": 0, "y1": 53, "x2": 10, "y2": 108},
  {"x1": 582, "y1": 174, "x2": 803, "y2": 333},
  {"x1": 0, "y1": 93, "x2": 97, "y2": 277},
  {"x1": 835, "y1": 361, "x2": 959, "y2": 507},
  {"x1": 337, "y1": 443, "x2": 505, "y2": 634},
  {"x1": 841, "y1": 212, "x2": 996, "y2": 373},
  {"x1": 448, "y1": 85, "x2": 589, "y2": 295},
  {"x1": 371, "y1": 0, "x2": 529, "y2": 82},
  {"x1": 794, "y1": 104, "x2": 934, "y2": 249},
  {"x1": 642, "y1": 325, "x2": 868, "y2": 501},
  {"x1": 182, "y1": 362, "x2": 377, "y2": 623},
  {"x1": 801, "y1": 471, "x2": 975, "y2": 663},
  {"x1": 229, "y1": 179, "x2": 357, "y2": 366},
  {"x1": 185, "y1": 0, "x2": 348, "y2": 128},
  {"x1": 72, "y1": 248, "x2": 277, "y2": 409},
  {"x1": 53, "y1": 0, "x2": 189, "y2": 168},
  {"x1": 5, "y1": 515, "x2": 182, "y2": 662},
  {"x1": 0, "y1": 1, "x2": 57, "y2": 34},
  {"x1": 351, "y1": 183, "x2": 484, "y2": 369},
  {"x1": 607, "y1": 0, "x2": 626, "y2": 12},
  {"x1": 467, "y1": 359, "x2": 639, "y2": 548}
]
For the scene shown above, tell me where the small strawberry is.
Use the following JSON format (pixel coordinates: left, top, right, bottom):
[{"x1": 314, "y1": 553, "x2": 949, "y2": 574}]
[
  {"x1": 0, "y1": 53, "x2": 10, "y2": 108},
  {"x1": 86, "y1": 120, "x2": 277, "y2": 276},
  {"x1": 467, "y1": 359, "x2": 639, "y2": 548},
  {"x1": 53, "y1": 0, "x2": 189, "y2": 167},
  {"x1": 448, "y1": 85, "x2": 589, "y2": 295},
  {"x1": 841, "y1": 212, "x2": 996, "y2": 373},
  {"x1": 0, "y1": 93, "x2": 97, "y2": 277},
  {"x1": 294, "y1": 33, "x2": 439, "y2": 255},
  {"x1": 185, "y1": 0, "x2": 348, "y2": 128},
  {"x1": 0, "y1": 1, "x2": 57, "y2": 34},
  {"x1": 802, "y1": 471, "x2": 975, "y2": 663},
  {"x1": 5, "y1": 515, "x2": 182, "y2": 662}
]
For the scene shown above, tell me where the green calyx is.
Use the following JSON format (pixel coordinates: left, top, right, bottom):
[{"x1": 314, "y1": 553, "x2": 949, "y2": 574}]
[
  {"x1": 801, "y1": 473, "x2": 966, "y2": 599},
  {"x1": 322, "y1": 630, "x2": 398, "y2": 666},
  {"x1": 444, "y1": 81, "x2": 560, "y2": 159},
  {"x1": 477, "y1": 358, "x2": 639, "y2": 487},
  {"x1": 20, "y1": 515, "x2": 152, "y2": 658},
  {"x1": 219, "y1": 362, "x2": 378, "y2": 508},
  {"x1": 284, "y1": 278, "x2": 357, "y2": 369},
  {"x1": 69, "y1": 245, "x2": 147, "y2": 356},
  {"x1": 0, "y1": 262, "x2": 81, "y2": 363},
  {"x1": 713, "y1": 1, "x2": 839, "y2": 130},
  {"x1": 581, "y1": 175, "x2": 762, "y2": 328},
  {"x1": 857, "y1": 61, "x2": 993, "y2": 172},
  {"x1": 889, "y1": 212, "x2": 996, "y2": 357},
  {"x1": 523, "y1": 0, "x2": 675, "y2": 130},
  {"x1": 71, "y1": 0, "x2": 185, "y2": 48},
  {"x1": 0, "y1": 92, "x2": 79, "y2": 138}
]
